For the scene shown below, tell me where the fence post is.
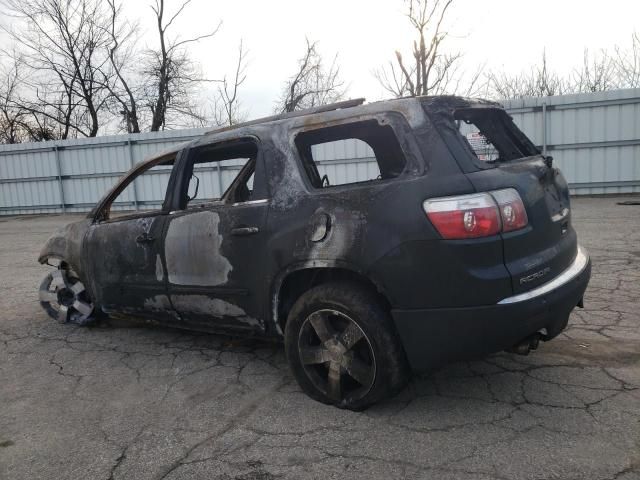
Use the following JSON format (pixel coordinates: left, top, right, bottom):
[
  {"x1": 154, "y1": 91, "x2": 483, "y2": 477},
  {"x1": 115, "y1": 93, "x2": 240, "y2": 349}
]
[
  {"x1": 53, "y1": 145, "x2": 66, "y2": 213},
  {"x1": 216, "y1": 161, "x2": 223, "y2": 197},
  {"x1": 127, "y1": 139, "x2": 139, "y2": 210},
  {"x1": 542, "y1": 102, "x2": 547, "y2": 156}
]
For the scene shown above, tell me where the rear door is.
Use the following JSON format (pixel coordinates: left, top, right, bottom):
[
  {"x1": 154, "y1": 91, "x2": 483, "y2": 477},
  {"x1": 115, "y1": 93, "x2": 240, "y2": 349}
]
[
  {"x1": 164, "y1": 137, "x2": 270, "y2": 332},
  {"x1": 455, "y1": 108, "x2": 576, "y2": 295}
]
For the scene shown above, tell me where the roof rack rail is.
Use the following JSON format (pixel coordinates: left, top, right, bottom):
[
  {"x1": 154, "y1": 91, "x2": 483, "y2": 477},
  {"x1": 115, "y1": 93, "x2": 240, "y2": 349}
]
[{"x1": 206, "y1": 98, "x2": 366, "y2": 134}]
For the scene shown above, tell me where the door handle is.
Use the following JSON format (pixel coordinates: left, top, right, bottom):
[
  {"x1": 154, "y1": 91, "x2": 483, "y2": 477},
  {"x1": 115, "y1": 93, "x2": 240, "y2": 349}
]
[
  {"x1": 231, "y1": 226, "x2": 259, "y2": 236},
  {"x1": 136, "y1": 233, "x2": 155, "y2": 244}
]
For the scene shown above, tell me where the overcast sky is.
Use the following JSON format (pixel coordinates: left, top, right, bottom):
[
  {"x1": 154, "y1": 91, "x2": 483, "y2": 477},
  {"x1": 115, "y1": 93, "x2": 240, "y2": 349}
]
[{"x1": 6, "y1": 0, "x2": 640, "y2": 121}]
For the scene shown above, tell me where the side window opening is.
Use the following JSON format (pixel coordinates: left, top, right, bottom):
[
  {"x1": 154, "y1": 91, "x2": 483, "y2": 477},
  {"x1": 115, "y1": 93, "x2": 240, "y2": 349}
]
[
  {"x1": 295, "y1": 120, "x2": 407, "y2": 188},
  {"x1": 99, "y1": 154, "x2": 176, "y2": 221},
  {"x1": 183, "y1": 139, "x2": 263, "y2": 209},
  {"x1": 455, "y1": 108, "x2": 539, "y2": 163}
]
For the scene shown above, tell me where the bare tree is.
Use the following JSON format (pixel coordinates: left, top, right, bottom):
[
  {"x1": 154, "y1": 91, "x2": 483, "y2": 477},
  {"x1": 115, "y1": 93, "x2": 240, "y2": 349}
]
[
  {"x1": 614, "y1": 31, "x2": 640, "y2": 88},
  {"x1": 485, "y1": 38, "x2": 640, "y2": 100},
  {"x1": 0, "y1": 0, "x2": 250, "y2": 140},
  {"x1": 103, "y1": 0, "x2": 141, "y2": 133},
  {"x1": 486, "y1": 51, "x2": 568, "y2": 99},
  {"x1": 375, "y1": 0, "x2": 465, "y2": 97},
  {"x1": 277, "y1": 38, "x2": 345, "y2": 113},
  {"x1": 0, "y1": 55, "x2": 65, "y2": 142},
  {"x1": 1, "y1": 0, "x2": 114, "y2": 138},
  {"x1": 211, "y1": 40, "x2": 248, "y2": 126},
  {"x1": 571, "y1": 49, "x2": 617, "y2": 93},
  {"x1": 0, "y1": 57, "x2": 26, "y2": 143},
  {"x1": 143, "y1": 0, "x2": 221, "y2": 131}
]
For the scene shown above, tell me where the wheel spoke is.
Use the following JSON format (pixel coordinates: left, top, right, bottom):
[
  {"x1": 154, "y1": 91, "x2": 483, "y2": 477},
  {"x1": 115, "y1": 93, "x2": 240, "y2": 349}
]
[
  {"x1": 327, "y1": 363, "x2": 342, "y2": 400},
  {"x1": 309, "y1": 312, "x2": 333, "y2": 343},
  {"x1": 70, "y1": 281, "x2": 86, "y2": 295},
  {"x1": 39, "y1": 290, "x2": 57, "y2": 303},
  {"x1": 338, "y1": 322, "x2": 364, "y2": 350},
  {"x1": 50, "y1": 270, "x2": 65, "y2": 288},
  {"x1": 300, "y1": 346, "x2": 331, "y2": 365},
  {"x1": 73, "y1": 299, "x2": 93, "y2": 316},
  {"x1": 57, "y1": 305, "x2": 69, "y2": 323},
  {"x1": 344, "y1": 356, "x2": 375, "y2": 387}
]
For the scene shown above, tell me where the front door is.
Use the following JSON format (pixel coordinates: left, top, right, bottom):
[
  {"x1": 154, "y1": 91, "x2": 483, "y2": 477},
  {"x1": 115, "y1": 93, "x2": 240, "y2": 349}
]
[
  {"x1": 164, "y1": 137, "x2": 270, "y2": 332},
  {"x1": 83, "y1": 153, "x2": 178, "y2": 321},
  {"x1": 85, "y1": 213, "x2": 173, "y2": 319}
]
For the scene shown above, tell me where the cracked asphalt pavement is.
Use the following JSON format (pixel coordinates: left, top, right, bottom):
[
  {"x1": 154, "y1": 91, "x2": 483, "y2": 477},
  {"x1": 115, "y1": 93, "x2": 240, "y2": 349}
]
[{"x1": 1, "y1": 196, "x2": 639, "y2": 480}]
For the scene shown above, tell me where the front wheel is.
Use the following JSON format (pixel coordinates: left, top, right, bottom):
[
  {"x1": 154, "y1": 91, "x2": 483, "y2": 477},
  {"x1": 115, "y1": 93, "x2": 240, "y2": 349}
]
[
  {"x1": 284, "y1": 281, "x2": 408, "y2": 410},
  {"x1": 39, "y1": 266, "x2": 95, "y2": 325}
]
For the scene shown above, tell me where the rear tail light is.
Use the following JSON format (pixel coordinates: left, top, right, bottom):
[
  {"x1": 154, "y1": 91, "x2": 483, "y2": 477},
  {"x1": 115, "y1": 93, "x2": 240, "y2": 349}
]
[
  {"x1": 491, "y1": 188, "x2": 528, "y2": 232},
  {"x1": 423, "y1": 188, "x2": 528, "y2": 239},
  {"x1": 423, "y1": 193, "x2": 500, "y2": 239}
]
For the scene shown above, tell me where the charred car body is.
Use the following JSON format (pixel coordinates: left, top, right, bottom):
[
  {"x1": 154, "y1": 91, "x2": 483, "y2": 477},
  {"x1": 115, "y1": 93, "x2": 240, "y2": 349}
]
[{"x1": 38, "y1": 96, "x2": 591, "y2": 409}]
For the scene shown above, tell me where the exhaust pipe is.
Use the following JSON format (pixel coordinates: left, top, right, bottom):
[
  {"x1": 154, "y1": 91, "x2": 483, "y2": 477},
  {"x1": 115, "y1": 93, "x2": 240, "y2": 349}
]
[{"x1": 507, "y1": 333, "x2": 541, "y2": 356}]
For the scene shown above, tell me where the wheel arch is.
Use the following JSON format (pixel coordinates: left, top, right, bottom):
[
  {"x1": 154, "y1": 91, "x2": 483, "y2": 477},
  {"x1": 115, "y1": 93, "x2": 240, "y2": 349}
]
[
  {"x1": 38, "y1": 237, "x2": 68, "y2": 264},
  {"x1": 271, "y1": 262, "x2": 392, "y2": 335},
  {"x1": 38, "y1": 219, "x2": 91, "y2": 268}
]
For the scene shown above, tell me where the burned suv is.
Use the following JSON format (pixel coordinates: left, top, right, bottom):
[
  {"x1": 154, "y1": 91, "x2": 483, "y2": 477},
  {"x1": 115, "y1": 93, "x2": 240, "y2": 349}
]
[{"x1": 38, "y1": 96, "x2": 591, "y2": 409}]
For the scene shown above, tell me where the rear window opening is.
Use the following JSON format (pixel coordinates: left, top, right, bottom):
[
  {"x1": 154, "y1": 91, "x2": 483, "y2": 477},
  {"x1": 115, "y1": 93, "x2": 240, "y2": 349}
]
[
  {"x1": 295, "y1": 120, "x2": 407, "y2": 188},
  {"x1": 455, "y1": 108, "x2": 539, "y2": 163}
]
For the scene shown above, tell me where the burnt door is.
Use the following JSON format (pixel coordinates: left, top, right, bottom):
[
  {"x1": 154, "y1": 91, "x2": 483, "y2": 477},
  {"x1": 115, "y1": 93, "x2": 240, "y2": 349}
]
[
  {"x1": 165, "y1": 201, "x2": 269, "y2": 331},
  {"x1": 83, "y1": 153, "x2": 179, "y2": 321},
  {"x1": 84, "y1": 212, "x2": 175, "y2": 320},
  {"x1": 165, "y1": 137, "x2": 270, "y2": 332}
]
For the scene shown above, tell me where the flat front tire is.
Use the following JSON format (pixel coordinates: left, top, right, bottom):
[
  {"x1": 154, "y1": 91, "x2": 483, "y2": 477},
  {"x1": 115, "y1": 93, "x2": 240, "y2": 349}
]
[{"x1": 284, "y1": 281, "x2": 408, "y2": 410}]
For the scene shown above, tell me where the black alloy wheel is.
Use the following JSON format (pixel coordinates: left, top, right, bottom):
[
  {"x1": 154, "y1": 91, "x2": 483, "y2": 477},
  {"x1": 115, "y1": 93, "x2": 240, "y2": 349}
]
[{"x1": 298, "y1": 309, "x2": 376, "y2": 403}]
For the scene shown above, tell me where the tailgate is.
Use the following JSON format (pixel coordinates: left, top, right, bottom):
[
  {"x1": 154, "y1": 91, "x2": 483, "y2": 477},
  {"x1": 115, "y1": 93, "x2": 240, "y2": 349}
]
[
  {"x1": 444, "y1": 105, "x2": 578, "y2": 295},
  {"x1": 468, "y1": 157, "x2": 577, "y2": 294}
]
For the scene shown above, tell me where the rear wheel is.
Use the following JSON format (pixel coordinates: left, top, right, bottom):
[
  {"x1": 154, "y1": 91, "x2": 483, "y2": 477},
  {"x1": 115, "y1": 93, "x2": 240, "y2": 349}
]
[
  {"x1": 39, "y1": 266, "x2": 95, "y2": 325},
  {"x1": 284, "y1": 281, "x2": 408, "y2": 410}
]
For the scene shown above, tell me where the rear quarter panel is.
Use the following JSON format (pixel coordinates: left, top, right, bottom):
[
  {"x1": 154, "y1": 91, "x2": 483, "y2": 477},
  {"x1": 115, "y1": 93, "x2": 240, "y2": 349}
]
[{"x1": 264, "y1": 114, "x2": 514, "y2": 314}]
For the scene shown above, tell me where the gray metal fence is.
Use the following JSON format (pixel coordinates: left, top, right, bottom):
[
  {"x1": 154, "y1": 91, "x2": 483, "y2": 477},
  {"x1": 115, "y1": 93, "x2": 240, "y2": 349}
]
[
  {"x1": 1, "y1": 89, "x2": 639, "y2": 215},
  {"x1": 0, "y1": 129, "x2": 208, "y2": 215},
  {"x1": 502, "y1": 89, "x2": 640, "y2": 196}
]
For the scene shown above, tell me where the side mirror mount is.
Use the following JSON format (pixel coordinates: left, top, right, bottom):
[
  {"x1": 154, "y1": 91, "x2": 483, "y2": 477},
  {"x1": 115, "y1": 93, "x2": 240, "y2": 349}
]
[{"x1": 187, "y1": 174, "x2": 200, "y2": 201}]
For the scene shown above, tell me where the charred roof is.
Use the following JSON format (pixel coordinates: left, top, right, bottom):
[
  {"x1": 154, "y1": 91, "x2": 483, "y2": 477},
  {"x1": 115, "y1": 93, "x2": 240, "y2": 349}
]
[{"x1": 140, "y1": 95, "x2": 504, "y2": 166}]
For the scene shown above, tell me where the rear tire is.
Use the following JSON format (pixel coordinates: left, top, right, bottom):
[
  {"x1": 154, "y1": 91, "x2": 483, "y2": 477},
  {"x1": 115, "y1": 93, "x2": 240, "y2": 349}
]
[{"x1": 284, "y1": 281, "x2": 408, "y2": 410}]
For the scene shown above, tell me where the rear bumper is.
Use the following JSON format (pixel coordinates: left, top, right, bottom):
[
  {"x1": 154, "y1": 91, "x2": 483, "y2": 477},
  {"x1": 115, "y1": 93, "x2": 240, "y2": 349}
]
[{"x1": 391, "y1": 246, "x2": 591, "y2": 372}]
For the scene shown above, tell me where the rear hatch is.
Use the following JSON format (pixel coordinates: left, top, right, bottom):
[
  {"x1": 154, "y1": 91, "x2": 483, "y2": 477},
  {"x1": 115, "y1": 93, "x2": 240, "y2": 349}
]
[{"x1": 427, "y1": 101, "x2": 577, "y2": 295}]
